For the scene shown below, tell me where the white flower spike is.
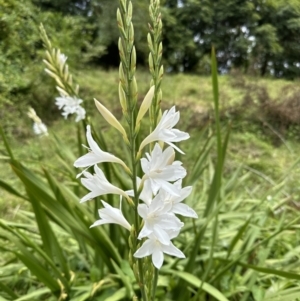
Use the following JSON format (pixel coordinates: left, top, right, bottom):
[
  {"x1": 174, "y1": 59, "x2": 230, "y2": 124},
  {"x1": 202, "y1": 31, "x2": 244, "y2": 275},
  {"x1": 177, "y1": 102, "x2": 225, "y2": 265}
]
[
  {"x1": 141, "y1": 143, "x2": 187, "y2": 196},
  {"x1": 139, "y1": 106, "x2": 189, "y2": 154},
  {"x1": 74, "y1": 125, "x2": 127, "y2": 169},
  {"x1": 134, "y1": 230, "x2": 185, "y2": 269},
  {"x1": 80, "y1": 165, "x2": 129, "y2": 203},
  {"x1": 90, "y1": 200, "x2": 131, "y2": 231}
]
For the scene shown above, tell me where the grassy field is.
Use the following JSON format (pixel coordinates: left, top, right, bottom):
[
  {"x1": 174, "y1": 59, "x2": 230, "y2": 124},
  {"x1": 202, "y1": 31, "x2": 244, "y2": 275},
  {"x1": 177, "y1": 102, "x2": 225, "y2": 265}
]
[
  {"x1": 2, "y1": 69, "x2": 300, "y2": 300},
  {"x1": 2, "y1": 68, "x2": 300, "y2": 214}
]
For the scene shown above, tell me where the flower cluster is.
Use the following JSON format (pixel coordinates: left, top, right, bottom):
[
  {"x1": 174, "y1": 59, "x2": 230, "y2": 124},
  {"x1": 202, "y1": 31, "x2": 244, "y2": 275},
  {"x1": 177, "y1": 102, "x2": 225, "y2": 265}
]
[
  {"x1": 55, "y1": 93, "x2": 86, "y2": 122},
  {"x1": 74, "y1": 106, "x2": 197, "y2": 269}
]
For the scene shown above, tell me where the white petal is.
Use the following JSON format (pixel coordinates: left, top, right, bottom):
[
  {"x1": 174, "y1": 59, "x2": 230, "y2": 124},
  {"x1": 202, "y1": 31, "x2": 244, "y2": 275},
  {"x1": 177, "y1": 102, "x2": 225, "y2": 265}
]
[
  {"x1": 172, "y1": 203, "x2": 198, "y2": 218},
  {"x1": 134, "y1": 239, "x2": 155, "y2": 258},
  {"x1": 153, "y1": 226, "x2": 171, "y2": 245},
  {"x1": 152, "y1": 250, "x2": 164, "y2": 269},
  {"x1": 138, "y1": 225, "x2": 152, "y2": 239},
  {"x1": 137, "y1": 204, "x2": 148, "y2": 219},
  {"x1": 162, "y1": 242, "x2": 185, "y2": 258}
]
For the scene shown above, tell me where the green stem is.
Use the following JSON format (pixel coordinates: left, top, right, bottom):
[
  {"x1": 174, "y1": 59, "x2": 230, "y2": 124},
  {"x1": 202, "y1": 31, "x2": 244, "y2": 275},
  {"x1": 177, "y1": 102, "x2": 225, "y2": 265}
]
[{"x1": 151, "y1": 268, "x2": 159, "y2": 301}]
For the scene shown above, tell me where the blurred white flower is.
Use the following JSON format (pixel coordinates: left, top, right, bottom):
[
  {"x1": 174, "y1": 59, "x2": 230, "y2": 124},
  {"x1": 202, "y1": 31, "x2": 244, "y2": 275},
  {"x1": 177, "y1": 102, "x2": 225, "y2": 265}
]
[
  {"x1": 59, "y1": 53, "x2": 68, "y2": 65},
  {"x1": 75, "y1": 106, "x2": 86, "y2": 122},
  {"x1": 80, "y1": 165, "x2": 129, "y2": 203},
  {"x1": 90, "y1": 200, "x2": 131, "y2": 231},
  {"x1": 139, "y1": 106, "x2": 189, "y2": 154},
  {"x1": 55, "y1": 95, "x2": 85, "y2": 122},
  {"x1": 134, "y1": 230, "x2": 185, "y2": 269},
  {"x1": 33, "y1": 122, "x2": 48, "y2": 136},
  {"x1": 27, "y1": 107, "x2": 48, "y2": 136},
  {"x1": 74, "y1": 125, "x2": 126, "y2": 169},
  {"x1": 141, "y1": 143, "x2": 186, "y2": 196},
  {"x1": 137, "y1": 195, "x2": 183, "y2": 244}
]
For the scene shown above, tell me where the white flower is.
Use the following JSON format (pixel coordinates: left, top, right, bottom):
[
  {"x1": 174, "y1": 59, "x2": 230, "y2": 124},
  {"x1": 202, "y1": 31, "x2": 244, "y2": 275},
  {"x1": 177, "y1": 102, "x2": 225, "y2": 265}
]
[
  {"x1": 59, "y1": 53, "x2": 68, "y2": 65},
  {"x1": 75, "y1": 106, "x2": 86, "y2": 122},
  {"x1": 134, "y1": 230, "x2": 185, "y2": 269},
  {"x1": 27, "y1": 107, "x2": 48, "y2": 136},
  {"x1": 139, "y1": 106, "x2": 189, "y2": 154},
  {"x1": 74, "y1": 125, "x2": 126, "y2": 169},
  {"x1": 159, "y1": 180, "x2": 198, "y2": 218},
  {"x1": 80, "y1": 165, "x2": 129, "y2": 202},
  {"x1": 33, "y1": 122, "x2": 48, "y2": 136},
  {"x1": 90, "y1": 200, "x2": 131, "y2": 231},
  {"x1": 141, "y1": 144, "x2": 186, "y2": 196},
  {"x1": 138, "y1": 195, "x2": 183, "y2": 244},
  {"x1": 55, "y1": 95, "x2": 85, "y2": 122}
]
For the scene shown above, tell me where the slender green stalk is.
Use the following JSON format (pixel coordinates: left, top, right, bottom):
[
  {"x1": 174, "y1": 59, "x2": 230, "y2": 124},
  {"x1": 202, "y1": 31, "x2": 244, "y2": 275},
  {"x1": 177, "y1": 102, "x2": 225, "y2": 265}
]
[
  {"x1": 148, "y1": 0, "x2": 163, "y2": 131},
  {"x1": 117, "y1": 1, "x2": 147, "y2": 300},
  {"x1": 151, "y1": 268, "x2": 159, "y2": 301}
]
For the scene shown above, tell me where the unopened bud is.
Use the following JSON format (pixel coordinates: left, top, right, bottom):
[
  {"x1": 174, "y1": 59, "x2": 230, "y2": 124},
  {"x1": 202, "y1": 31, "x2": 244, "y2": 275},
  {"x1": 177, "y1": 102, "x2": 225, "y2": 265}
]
[
  {"x1": 129, "y1": 23, "x2": 134, "y2": 45},
  {"x1": 158, "y1": 42, "x2": 163, "y2": 57},
  {"x1": 118, "y1": 38, "x2": 125, "y2": 62},
  {"x1": 130, "y1": 77, "x2": 138, "y2": 104},
  {"x1": 130, "y1": 46, "x2": 136, "y2": 73},
  {"x1": 158, "y1": 65, "x2": 164, "y2": 79},
  {"x1": 128, "y1": 1, "x2": 133, "y2": 19},
  {"x1": 147, "y1": 34, "x2": 154, "y2": 55},
  {"x1": 149, "y1": 53, "x2": 154, "y2": 73},
  {"x1": 119, "y1": 83, "x2": 127, "y2": 113},
  {"x1": 94, "y1": 99, "x2": 128, "y2": 142},
  {"x1": 45, "y1": 51, "x2": 53, "y2": 65},
  {"x1": 68, "y1": 74, "x2": 73, "y2": 86},
  {"x1": 120, "y1": 0, "x2": 126, "y2": 12}
]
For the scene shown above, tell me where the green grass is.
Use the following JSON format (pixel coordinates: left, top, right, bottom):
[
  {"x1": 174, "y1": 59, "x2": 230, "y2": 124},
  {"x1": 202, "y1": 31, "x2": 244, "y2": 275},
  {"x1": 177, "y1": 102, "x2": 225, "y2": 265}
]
[
  {"x1": 2, "y1": 69, "x2": 300, "y2": 216},
  {"x1": 2, "y1": 68, "x2": 300, "y2": 300}
]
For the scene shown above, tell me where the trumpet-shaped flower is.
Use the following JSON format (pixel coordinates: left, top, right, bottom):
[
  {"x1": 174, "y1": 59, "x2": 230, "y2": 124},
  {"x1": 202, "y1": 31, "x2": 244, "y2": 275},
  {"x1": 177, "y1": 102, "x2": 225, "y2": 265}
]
[
  {"x1": 90, "y1": 200, "x2": 131, "y2": 231},
  {"x1": 80, "y1": 165, "x2": 129, "y2": 202},
  {"x1": 159, "y1": 180, "x2": 198, "y2": 218},
  {"x1": 138, "y1": 195, "x2": 183, "y2": 244},
  {"x1": 74, "y1": 125, "x2": 126, "y2": 169},
  {"x1": 139, "y1": 106, "x2": 189, "y2": 153},
  {"x1": 134, "y1": 230, "x2": 185, "y2": 269},
  {"x1": 141, "y1": 144, "x2": 186, "y2": 196}
]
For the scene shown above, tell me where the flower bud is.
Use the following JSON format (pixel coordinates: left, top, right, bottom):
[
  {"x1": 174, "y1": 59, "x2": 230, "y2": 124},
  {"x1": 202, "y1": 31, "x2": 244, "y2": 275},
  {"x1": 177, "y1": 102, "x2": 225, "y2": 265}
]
[
  {"x1": 128, "y1": 1, "x2": 133, "y2": 20},
  {"x1": 149, "y1": 53, "x2": 154, "y2": 73},
  {"x1": 159, "y1": 65, "x2": 164, "y2": 80},
  {"x1": 147, "y1": 33, "x2": 154, "y2": 53},
  {"x1": 129, "y1": 23, "x2": 134, "y2": 46},
  {"x1": 119, "y1": 83, "x2": 128, "y2": 114},
  {"x1": 130, "y1": 46, "x2": 136, "y2": 73},
  {"x1": 94, "y1": 99, "x2": 129, "y2": 143},
  {"x1": 118, "y1": 38, "x2": 126, "y2": 63},
  {"x1": 136, "y1": 86, "x2": 154, "y2": 127},
  {"x1": 119, "y1": 63, "x2": 126, "y2": 87},
  {"x1": 130, "y1": 77, "x2": 138, "y2": 105}
]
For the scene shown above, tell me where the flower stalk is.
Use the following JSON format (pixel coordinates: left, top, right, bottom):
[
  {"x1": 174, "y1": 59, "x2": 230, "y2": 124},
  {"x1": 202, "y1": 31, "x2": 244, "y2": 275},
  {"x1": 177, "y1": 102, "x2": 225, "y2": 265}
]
[
  {"x1": 71, "y1": 1, "x2": 197, "y2": 301},
  {"x1": 148, "y1": 0, "x2": 164, "y2": 131}
]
